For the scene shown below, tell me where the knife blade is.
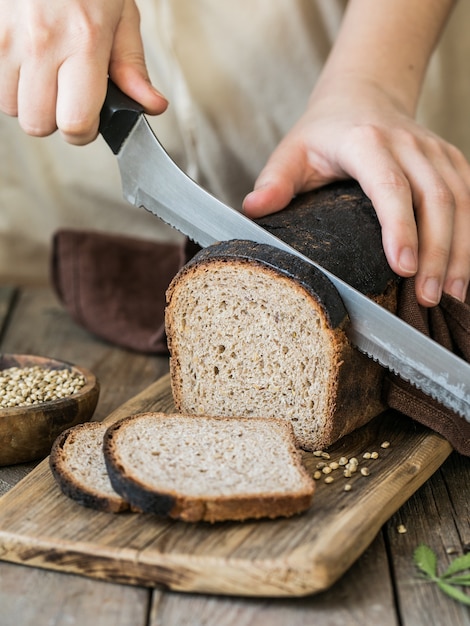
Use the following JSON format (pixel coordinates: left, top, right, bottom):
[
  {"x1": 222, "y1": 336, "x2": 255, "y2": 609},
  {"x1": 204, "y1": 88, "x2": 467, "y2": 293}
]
[{"x1": 99, "y1": 81, "x2": 470, "y2": 420}]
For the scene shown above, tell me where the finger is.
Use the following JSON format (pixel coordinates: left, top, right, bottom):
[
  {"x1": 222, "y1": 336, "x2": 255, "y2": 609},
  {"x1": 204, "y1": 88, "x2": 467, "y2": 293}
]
[
  {"x1": 443, "y1": 198, "x2": 470, "y2": 302},
  {"x1": 398, "y1": 147, "x2": 456, "y2": 306},
  {"x1": 17, "y1": 61, "x2": 58, "y2": 136},
  {"x1": 56, "y1": 52, "x2": 109, "y2": 144},
  {"x1": 412, "y1": 181, "x2": 453, "y2": 307},
  {"x1": 0, "y1": 15, "x2": 20, "y2": 116},
  {"x1": 243, "y1": 135, "x2": 314, "y2": 217},
  {"x1": 54, "y1": 0, "x2": 151, "y2": 145},
  {"x1": 242, "y1": 170, "x2": 296, "y2": 217},
  {"x1": 339, "y1": 142, "x2": 420, "y2": 280},
  {"x1": 0, "y1": 66, "x2": 20, "y2": 117},
  {"x1": 439, "y1": 150, "x2": 470, "y2": 301},
  {"x1": 108, "y1": 0, "x2": 168, "y2": 115}
]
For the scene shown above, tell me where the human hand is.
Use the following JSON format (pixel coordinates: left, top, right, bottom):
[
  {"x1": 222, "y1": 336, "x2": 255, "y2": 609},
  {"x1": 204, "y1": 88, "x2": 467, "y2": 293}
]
[
  {"x1": 0, "y1": 0, "x2": 168, "y2": 144},
  {"x1": 243, "y1": 81, "x2": 470, "y2": 307}
]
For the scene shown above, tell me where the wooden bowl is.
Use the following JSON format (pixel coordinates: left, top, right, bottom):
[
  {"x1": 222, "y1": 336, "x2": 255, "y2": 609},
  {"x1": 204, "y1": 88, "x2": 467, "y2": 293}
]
[{"x1": 0, "y1": 354, "x2": 100, "y2": 466}]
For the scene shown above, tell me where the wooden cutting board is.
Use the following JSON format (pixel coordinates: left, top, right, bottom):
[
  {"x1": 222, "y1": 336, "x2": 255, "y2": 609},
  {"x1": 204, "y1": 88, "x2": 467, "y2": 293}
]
[{"x1": 0, "y1": 373, "x2": 452, "y2": 597}]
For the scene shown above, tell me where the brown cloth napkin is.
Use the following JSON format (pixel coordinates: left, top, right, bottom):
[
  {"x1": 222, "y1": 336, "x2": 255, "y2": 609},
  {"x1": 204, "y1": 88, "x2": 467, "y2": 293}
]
[
  {"x1": 51, "y1": 229, "x2": 186, "y2": 354},
  {"x1": 385, "y1": 277, "x2": 470, "y2": 455},
  {"x1": 51, "y1": 230, "x2": 470, "y2": 454}
]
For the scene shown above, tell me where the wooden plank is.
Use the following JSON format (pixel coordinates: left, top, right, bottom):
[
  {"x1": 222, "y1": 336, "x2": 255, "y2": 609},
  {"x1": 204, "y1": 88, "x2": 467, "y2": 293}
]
[
  {"x1": 0, "y1": 561, "x2": 150, "y2": 626},
  {"x1": 149, "y1": 534, "x2": 398, "y2": 626},
  {"x1": 386, "y1": 454, "x2": 470, "y2": 626},
  {"x1": 0, "y1": 462, "x2": 36, "y2": 497},
  {"x1": 439, "y1": 453, "x2": 470, "y2": 549},
  {"x1": 0, "y1": 373, "x2": 452, "y2": 598}
]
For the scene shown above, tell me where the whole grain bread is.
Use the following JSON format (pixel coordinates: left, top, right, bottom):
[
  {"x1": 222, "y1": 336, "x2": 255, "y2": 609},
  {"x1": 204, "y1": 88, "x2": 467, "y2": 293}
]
[
  {"x1": 49, "y1": 421, "x2": 130, "y2": 513},
  {"x1": 165, "y1": 182, "x2": 400, "y2": 451},
  {"x1": 102, "y1": 412, "x2": 315, "y2": 523}
]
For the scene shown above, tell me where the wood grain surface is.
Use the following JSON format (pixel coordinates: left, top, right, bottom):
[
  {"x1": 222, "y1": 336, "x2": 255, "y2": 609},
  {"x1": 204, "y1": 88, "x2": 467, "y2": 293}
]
[{"x1": 0, "y1": 373, "x2": 452, "y2": 597}]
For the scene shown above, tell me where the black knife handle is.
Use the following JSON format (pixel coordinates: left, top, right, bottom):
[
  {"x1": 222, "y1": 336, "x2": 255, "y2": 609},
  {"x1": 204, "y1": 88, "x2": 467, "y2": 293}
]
[{"x1": 99, "y1": 79, "x2": 144, "y2": 154}]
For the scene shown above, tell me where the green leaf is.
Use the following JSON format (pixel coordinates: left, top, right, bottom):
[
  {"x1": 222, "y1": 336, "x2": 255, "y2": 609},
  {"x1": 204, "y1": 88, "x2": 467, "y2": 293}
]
[
  {"x1": 443, "y1": 575, "x2": 470, "y2": 586},
  {"x1": 437, "y1": 581, "x2": 470, "y2": 606},
  {"x1": 414, "y1": 544, "x2": 438, "y2": 579},
  {"x1": 442, "y1": 553, "x2": 470, "y2": 578}
]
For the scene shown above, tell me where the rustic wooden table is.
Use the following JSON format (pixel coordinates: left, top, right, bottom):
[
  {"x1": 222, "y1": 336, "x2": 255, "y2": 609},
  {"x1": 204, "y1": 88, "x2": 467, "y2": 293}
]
[{"x1": 0, "y1": 284, "x2": 469, "y2": 626}]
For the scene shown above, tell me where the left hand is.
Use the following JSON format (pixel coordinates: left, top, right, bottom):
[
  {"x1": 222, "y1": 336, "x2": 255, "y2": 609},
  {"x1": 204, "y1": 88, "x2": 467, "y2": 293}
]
[{"x1": 243, "y1": 80, "x2": 470, "y2": 307}]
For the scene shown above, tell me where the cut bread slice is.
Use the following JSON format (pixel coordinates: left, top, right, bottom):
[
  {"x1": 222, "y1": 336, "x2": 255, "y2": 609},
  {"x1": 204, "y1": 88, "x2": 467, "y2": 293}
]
[
  {"x1": 103, "y1": 412, "x2": 315, "y2": 523},
  {"x1": 166, "y1": 240, "x2": 390, "y2": 451},
  {"x1": 49, "y1": 421, "x2": 130, "y2": 513}
]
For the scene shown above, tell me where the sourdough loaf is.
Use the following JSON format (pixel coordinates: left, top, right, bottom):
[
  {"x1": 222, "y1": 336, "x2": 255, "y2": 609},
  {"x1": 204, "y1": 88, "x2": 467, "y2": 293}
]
[
  {"x1": 165, "y1": 182, "x2": 399, "y2": 451},
  {"x1": 102, "y1": 412, "x2": 315, "y2": 523},
  {"x1": 49, "y1": 422, "x2": 130, "y2": 513}
]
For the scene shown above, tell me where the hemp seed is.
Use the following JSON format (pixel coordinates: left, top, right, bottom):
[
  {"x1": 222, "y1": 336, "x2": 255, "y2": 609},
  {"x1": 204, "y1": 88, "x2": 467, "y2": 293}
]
[{"x1": 0, "y1": 365, "x2": 86, "y2": 408}]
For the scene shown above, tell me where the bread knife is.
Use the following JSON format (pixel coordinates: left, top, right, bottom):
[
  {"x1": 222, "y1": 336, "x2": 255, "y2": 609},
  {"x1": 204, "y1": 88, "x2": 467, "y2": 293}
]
[{"x1": 99, "y1": 80, "x2": 470, "y2": 420}]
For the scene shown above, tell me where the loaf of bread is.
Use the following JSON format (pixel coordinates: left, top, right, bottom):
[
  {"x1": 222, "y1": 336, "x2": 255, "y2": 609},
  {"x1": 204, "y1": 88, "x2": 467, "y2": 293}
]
[
  {"x1": 166, "y1": 182, "x2": 399, "y2": 451},
  {"x1": 102, "y1": 412, "x2": 315, "y2": 523},
  {"x1": 49, "y1": 422, "x2": 130, "y2": 513}
]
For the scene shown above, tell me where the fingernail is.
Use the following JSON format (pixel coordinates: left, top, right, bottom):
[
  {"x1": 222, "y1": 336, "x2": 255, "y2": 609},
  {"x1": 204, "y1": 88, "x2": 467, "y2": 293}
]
[
  {"x1": 422, "y1": 277, "x2": 442, "y2": 305},
  {"x1": 398, "y1": 247, "x2": 417, "y2": 275},
  {"x1": 446, "y1": 278, "x2": 466, "y2": 302},
  {"x1": 149, "y1": 84, "x2": 168, "y2": 102}
]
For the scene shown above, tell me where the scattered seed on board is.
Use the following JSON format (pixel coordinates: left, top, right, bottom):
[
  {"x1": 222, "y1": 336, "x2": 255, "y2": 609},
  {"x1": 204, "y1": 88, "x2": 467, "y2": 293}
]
[
  {"x1": 0, "y1": 365, "x2": 86, "y2": 408},
  {"x1": 397, "y1": 524, "x2": 407, "y2": 534},
  {"x1": 312, "y1": 443, "x2": 391, "y2": 490}
]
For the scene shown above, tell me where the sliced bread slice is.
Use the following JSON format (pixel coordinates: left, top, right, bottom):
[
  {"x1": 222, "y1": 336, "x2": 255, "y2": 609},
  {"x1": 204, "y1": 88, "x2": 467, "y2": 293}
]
[
  {"x1": 103, "y1": 412, "x2": 315, "y2": 523},
  {"x1": 49, "y1": 421, "x2": 130, "y2": 513}
]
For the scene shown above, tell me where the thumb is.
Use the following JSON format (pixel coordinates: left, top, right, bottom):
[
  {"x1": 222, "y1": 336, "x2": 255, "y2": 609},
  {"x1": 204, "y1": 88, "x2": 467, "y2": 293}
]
[
  {"x1": 108, "y1": 3, "x2": 168, "y2": 115},
  {"x1": 242, "y1": 136, "x2": 314, "y2": 218}
]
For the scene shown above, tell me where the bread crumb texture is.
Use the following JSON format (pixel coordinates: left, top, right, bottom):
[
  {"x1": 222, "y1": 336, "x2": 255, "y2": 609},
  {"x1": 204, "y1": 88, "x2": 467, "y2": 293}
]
[
  {"x1": 107, "y1": 413, "x2": 312, "y2": 498},
  {"x1": 61, "y1": 425, "x2": 114, "y2": 494},
  {"x1": 167, "y1": 262, "x2": 343, "y2": 449}
]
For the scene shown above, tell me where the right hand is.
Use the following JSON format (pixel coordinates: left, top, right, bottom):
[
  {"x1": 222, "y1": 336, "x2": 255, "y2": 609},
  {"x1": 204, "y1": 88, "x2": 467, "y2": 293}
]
[{"x1": 0, "y1": 0, "x2": 168, "y2": 144}]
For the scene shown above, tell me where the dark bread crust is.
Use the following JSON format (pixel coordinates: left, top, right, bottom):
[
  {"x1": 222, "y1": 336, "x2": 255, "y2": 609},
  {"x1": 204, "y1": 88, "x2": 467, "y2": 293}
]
[
  {"x1": 49, "y1": 422, "x2": 130, "y2": 513},
  {"x1": 103, "y1": 413, "x2": 315, "y2": 523},
  {"x1": 171, "y1": 239, "x2": 349, "y2": 329},
  {"x1": 255, "y1": 180, "x2": 398, "y2": 299}
]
